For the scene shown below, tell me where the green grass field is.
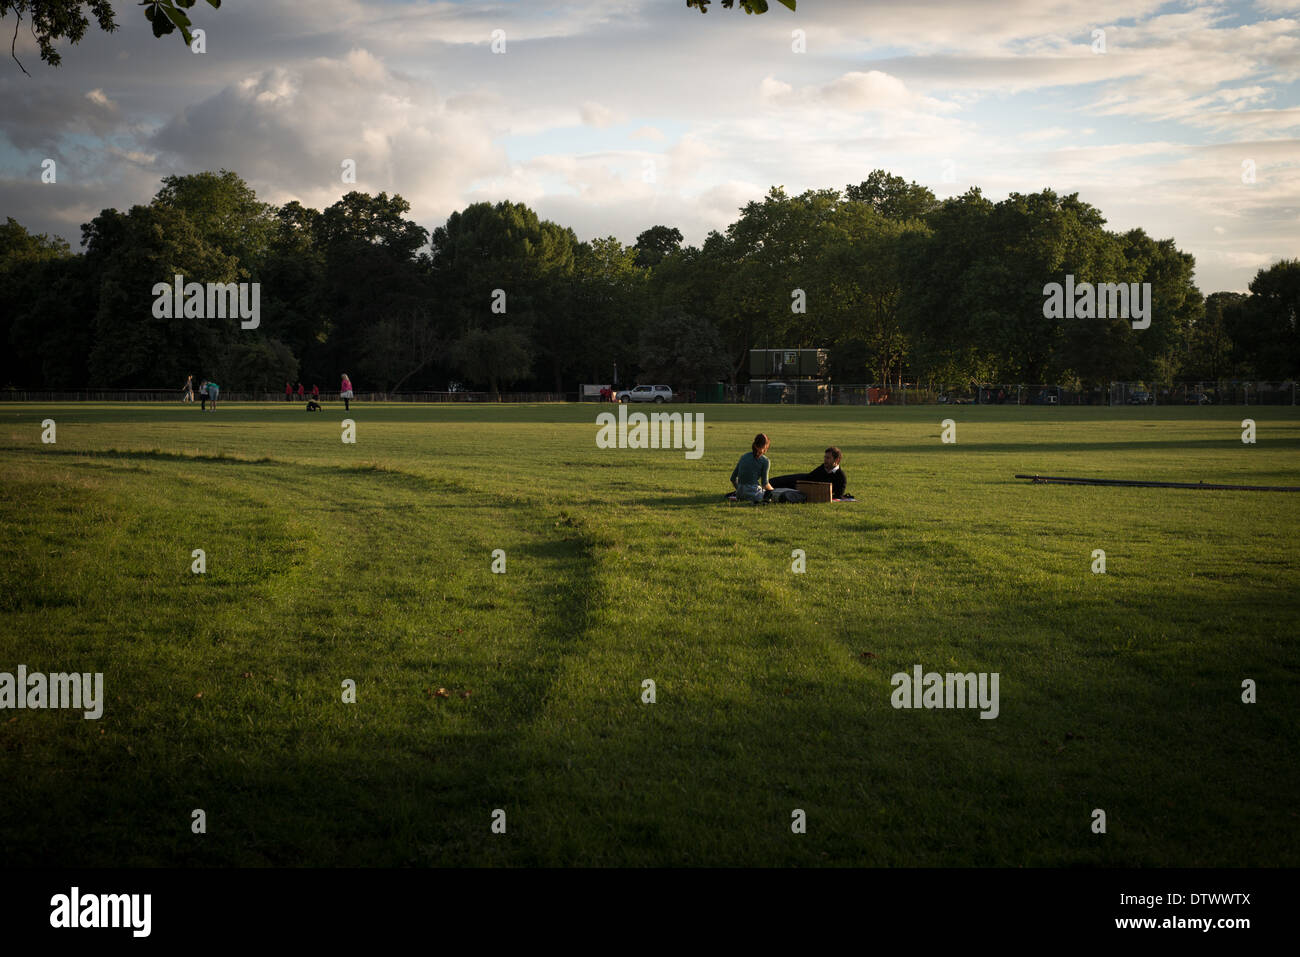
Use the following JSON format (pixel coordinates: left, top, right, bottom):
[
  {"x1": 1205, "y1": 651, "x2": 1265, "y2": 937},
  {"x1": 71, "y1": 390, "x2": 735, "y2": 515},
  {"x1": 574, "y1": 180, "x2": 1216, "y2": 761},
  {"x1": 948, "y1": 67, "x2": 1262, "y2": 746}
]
[{"x1": 1, "y1": 401, "x2": 1297, "y2": 867}]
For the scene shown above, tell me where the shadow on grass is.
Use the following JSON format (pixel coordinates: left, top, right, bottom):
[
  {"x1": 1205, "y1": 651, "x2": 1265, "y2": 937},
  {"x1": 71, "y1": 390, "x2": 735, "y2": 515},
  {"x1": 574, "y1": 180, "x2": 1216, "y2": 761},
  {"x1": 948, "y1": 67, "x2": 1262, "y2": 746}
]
[
  {"x1": 0, "y1": 453, "x2": 614, "y2": 866},
  {"x1": 1, "y1": 584, "x2": 1296, "y2": 866},
  {"x1": 1, "y1": 444, "x2": 279, "y2": 466},
  {"x1": 2, "y1": 451, "x2": 1296, "y2": 866},
  {"x1": 884, "y1": 438, "x2": 1300, "y2": 454},
  {"x1": 0, "y1": 552, "x2": 607, "y2": 868},
  {"x1": 637, "y1": 493, "x2": 736, "y2": 507}
]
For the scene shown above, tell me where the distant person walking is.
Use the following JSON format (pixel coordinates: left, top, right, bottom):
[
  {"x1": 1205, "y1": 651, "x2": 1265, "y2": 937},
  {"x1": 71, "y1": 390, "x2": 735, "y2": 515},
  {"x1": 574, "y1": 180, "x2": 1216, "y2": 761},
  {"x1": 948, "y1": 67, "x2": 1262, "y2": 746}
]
[
  {"x1": 199, "y1": 380, "x2": 208, "y2": 411},
  {"x1": 311, "y1": 384, "x2": 320, "y2": 401},
  {"x1": 285, "y1": 381, "x2": 292, "y2": 402},
  {"x1": 296, "y1": 382, "x2": 305, "y2": 401},
  {"x1": 183, "y1": 375, "x2": 194, "y2": 403},
  {"x1": 340, "y1": 373, "x2": 353, "y2": 411}
]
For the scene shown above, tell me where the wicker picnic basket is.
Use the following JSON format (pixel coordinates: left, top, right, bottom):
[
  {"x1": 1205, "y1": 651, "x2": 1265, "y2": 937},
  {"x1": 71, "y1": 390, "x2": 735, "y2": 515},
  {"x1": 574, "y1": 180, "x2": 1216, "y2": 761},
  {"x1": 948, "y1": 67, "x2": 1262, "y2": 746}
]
[{"x1": 796, "y1": 480, "x2": 833, "y2": 503}]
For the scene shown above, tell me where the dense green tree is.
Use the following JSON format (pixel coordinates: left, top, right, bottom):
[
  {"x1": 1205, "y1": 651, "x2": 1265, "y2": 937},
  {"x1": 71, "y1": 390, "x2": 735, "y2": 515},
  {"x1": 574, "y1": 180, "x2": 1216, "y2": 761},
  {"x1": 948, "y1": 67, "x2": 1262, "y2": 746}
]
[
  {"x1": 1113, "y1": 230, "x2": 1201, "y2": 387},
  {"x1": 154, "y1": 170, "x2": 275, "y2": 273},
  {"x1": 259, "y1": 201, "x2": 329, "y2": 379},
  {"x1": 449, "y1": 325, "x2": 533, "y2": 396},
  {"x1": 0, "y1": 166, "x2": 1258, "y2": 396},
  {"x1": 638, "y1": 311, "x2": 730, "y2": 390},
  {"x1": 557, "y1": 236, "x2": 647, "y2": 388},
  {"x1": 814, "y1": 201, "x2": 927, "y2": 384},
  {"x1": 715, "y1": 186, "x2": 841, "y2": 381},
  {"x1": 0, "y1": 216, "x2": 70, "y2": 262},
  {"x1": 430, "y1": 201, "x2": 574, "y2": 319},
  {"x1": 319, "y1": 191, "x2": 429, "y2": 261},
  {"x1": 633, "y1": 226, "x2": 684, "y2": 268},
  {"x1": 1236, "y1": 259, "x2": 1300, "y2": 379},
  {"x1": 900, "y1": 188, "x2": 1140, "y2": 385},
  {"x1": 1188, "y1": 292, "x2": 1245, "y2": 380},
  {"x1": 845, "y1": 171, "x2": 939, "y2": 223},
  {"x1": 313, "y1": 191, "x2": 432, "y2": 385},
  {"x1": 647, "y1": 237, "x2": 722, "y2": 328},
  {"x1": 430, "y1": 200, "x2": 575, "y2": 387},
  {"x1": 356, "y1": 305, "x2": 445, "y2": 393},
  {"x1": 0, "y1": 218, "x2": 89, "y2": 388},
  {"x1": 898, "y1": 187, "x2": 995, "y2": 384},
  {"x1": 82, "y1": 204, "x2": 240, "y2": 386},
  {"x1": 214, "y1": 337, "x2": 298, "y2": 392}
]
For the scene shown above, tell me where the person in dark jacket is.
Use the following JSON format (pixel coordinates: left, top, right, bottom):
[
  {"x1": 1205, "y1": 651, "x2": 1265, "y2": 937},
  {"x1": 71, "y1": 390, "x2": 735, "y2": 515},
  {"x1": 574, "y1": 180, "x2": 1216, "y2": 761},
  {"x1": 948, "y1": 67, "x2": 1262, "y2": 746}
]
[{"x1": 770, "y1": 446, "x2": 847, "y2": 498}]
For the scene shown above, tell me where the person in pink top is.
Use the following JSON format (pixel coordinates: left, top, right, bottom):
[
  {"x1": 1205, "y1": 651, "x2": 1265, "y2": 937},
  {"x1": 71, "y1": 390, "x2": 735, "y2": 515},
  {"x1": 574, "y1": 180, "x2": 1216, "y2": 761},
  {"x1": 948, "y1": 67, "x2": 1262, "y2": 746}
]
[{"x1": 340, "y1": 373, "x2": 353, "y2": 411}]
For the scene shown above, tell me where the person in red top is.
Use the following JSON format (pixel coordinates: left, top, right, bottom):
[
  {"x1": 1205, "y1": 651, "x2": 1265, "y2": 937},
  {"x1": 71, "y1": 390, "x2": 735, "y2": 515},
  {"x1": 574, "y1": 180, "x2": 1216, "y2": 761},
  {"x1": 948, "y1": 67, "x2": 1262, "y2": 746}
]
[
  {"x1": 285, "y1": 382, "x2": 292, "y2": 402},
  {"x1": 311, "y1": 384, "x2": 320, "y2": 400},
  {"x1": 296, "y1": 382, "x2": 305, "y2": 400}
]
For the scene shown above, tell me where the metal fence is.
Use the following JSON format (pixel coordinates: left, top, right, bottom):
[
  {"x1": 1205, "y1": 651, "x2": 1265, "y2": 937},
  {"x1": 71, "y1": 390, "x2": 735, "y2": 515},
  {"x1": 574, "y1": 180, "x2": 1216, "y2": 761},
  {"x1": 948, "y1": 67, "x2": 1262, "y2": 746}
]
[
  {"x1": 3, "y1": 382, "x2": 1293, "y2": 405},
  {"x1": 1109, "y1": 381, "x2": 1297, "y2": 406},
  {"x1": 739, "y1": 381, "x2": 1299, "y2": 406},
  {"x1": 743, "y1": 383, "x2": 1077, "y2": 405},
  {"x1": 0, "y1": 390, "x2": 567, "y2": 403}
]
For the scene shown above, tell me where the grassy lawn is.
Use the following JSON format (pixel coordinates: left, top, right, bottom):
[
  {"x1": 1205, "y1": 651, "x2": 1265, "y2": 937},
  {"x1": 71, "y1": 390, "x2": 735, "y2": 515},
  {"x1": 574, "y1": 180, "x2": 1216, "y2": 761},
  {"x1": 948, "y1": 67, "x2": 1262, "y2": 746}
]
[{"x1": 1, "y1": 401, "x2": 1297, "y2": 866}]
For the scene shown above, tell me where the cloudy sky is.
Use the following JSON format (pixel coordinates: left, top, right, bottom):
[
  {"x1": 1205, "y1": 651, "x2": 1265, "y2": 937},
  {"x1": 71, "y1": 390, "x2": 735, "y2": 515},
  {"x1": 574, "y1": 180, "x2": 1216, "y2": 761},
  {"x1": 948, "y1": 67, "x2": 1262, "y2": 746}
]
[{"x1": 2, "y1": 0, "x2": 1297, "y2": 292}]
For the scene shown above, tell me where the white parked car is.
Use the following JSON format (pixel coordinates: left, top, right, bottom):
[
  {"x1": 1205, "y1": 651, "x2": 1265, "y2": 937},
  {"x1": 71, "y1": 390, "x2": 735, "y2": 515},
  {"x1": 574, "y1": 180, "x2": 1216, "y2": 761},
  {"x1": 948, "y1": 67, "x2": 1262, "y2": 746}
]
[{"x1": 616, "y1": 384, "x2": 673, "y2": 404}]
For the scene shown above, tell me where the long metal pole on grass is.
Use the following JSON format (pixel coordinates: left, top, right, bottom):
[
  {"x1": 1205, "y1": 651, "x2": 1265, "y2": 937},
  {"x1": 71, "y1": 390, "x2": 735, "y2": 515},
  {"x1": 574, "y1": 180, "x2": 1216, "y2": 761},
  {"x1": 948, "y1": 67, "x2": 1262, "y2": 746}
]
[{"x1": 1015, "y1": 474, "x2": 1300, "y2": 492}]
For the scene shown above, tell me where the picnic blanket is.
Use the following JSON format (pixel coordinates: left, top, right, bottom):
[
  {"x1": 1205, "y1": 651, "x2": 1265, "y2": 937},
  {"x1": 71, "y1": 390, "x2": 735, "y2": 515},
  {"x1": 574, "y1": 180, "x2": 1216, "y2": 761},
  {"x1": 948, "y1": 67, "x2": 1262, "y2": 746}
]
[{"x1": 723, "y1": 492, "x2": 856, "y2": 504}]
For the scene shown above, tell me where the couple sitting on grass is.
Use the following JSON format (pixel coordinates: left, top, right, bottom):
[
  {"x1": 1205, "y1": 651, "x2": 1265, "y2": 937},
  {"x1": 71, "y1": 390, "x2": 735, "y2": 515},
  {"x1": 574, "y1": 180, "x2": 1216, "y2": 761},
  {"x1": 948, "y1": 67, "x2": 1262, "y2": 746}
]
[{"x1": 727, "y1": 433, "x2": 850, "y2": 503}]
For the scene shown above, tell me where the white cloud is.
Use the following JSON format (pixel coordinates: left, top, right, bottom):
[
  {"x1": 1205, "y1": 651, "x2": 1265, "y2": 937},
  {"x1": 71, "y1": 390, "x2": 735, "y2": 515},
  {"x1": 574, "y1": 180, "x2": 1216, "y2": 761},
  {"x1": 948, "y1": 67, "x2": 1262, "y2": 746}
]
[
  {"x1": 1020, "y1": 127, "x2": 1078, "y2": 142},
  {"x1": 148, "y1": 48, "x2": 508, "y2": 224},
  {"x1": 580, "y1": 102, "x2": 623, "y2": 128},
  {"x1": 1220, "y1": 250, "x2": 1277, "y2": 269},
  {"x1": 760, "y1": 70, "x2": 958, "y2": 115},
  {"x1": 85, "y1": 89, "x2": 116, "y2": 110}
]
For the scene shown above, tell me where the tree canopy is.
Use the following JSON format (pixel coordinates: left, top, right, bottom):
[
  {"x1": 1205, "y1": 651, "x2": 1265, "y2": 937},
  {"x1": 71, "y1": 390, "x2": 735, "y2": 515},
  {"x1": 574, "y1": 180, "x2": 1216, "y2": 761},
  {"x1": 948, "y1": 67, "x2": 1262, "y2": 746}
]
[
  {"x1": 2, "y1": 168, "x2": 1291, "y2": 396},
  {"x1": 686, "y1": 0, "x2": 796, "y2": 13},
  {"x1": 2, "y1": 0, "x2": 220, "y2": 73}
]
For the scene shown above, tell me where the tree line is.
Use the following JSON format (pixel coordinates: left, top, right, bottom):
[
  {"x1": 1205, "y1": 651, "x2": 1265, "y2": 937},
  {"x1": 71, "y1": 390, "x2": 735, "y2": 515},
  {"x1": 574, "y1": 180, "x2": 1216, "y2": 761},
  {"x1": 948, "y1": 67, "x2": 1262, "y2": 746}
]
[{"x1": 2, "y1": 168, "x2": 1296, "y2": 394}]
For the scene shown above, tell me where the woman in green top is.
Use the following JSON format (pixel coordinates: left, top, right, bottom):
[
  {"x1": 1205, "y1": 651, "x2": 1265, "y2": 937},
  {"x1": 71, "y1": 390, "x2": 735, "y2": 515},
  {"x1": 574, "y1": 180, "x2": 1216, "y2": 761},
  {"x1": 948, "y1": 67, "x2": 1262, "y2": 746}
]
[{"x1": 730, "y1": 432, "x2": 773, "y2": 503}]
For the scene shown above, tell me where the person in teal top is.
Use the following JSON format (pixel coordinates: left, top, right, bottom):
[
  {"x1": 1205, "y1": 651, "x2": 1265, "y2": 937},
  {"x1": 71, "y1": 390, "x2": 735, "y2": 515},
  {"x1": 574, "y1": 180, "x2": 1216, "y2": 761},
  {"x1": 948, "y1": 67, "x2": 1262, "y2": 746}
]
[
  {"x1": 730, "y1": 432, "x2": 773, "y2": 503},
  {"x1": 206, "y1": 380, "x2": 219, "y2": 410}
]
